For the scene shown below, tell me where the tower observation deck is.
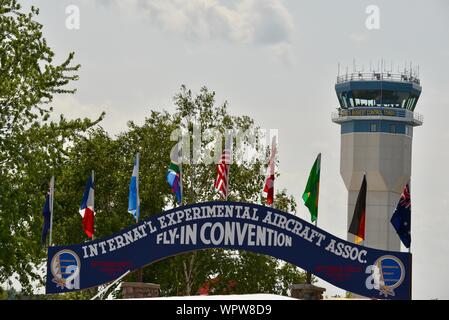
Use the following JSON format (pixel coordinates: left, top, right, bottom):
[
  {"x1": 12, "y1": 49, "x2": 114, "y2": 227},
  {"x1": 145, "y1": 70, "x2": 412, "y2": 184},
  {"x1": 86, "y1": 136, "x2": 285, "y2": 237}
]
[{"x1": 332, "y1": 69, "x2": 422, "y2": 251}]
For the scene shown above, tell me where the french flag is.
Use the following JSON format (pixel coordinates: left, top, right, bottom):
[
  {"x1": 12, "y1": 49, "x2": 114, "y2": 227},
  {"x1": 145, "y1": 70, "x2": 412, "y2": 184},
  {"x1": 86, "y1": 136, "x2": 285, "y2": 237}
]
[{"x1": 79, "y1": 172, "x2": 95, "y2": 238}]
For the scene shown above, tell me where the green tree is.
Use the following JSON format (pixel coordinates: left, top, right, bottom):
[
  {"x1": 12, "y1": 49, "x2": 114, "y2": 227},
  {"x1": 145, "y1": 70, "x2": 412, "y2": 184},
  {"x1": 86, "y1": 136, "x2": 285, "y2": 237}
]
[{"x1": 0, "y1": 0, "x2": 103, "y2": 292}]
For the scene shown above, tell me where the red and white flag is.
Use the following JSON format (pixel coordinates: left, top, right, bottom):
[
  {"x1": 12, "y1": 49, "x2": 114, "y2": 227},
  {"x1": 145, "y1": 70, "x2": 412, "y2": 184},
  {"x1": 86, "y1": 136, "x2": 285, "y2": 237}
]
[
  {"x1": 214, "y1": 135, "x2": 232, "y2": 200},
  {"x1": 263, "y1": 136, "x2": 277, "y2": 205}
]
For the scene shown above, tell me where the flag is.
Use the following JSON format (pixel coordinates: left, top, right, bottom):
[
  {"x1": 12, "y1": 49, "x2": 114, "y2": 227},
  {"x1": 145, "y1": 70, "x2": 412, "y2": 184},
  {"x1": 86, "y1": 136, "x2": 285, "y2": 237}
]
[
  {"x1": 167, "y1": 143, "x2": 182, "y2": 205},
  {"x1": 41, "y1": 176, "x2": 54, "y2": 245},
  {"x1": 263, "y1": 136, "x2": 277, "y2": 206},
  {"x1": 302, "y1": 153, "x2": 321, "y2": 222},
  {"x1": 391, "y1": 183, "x2": 411, "y2": 248},
  {"x1": 79, "y1": 172, "x2": 95, "y2": 238},
  {"x1": 215, "y1": 135, "x2": 232, "y2": 200},
  {"x1": 348, "y1": 174, "x2": 367, "y2": 244},
  {"x1": 128, "y1": 153, "x2": 140, "y2": 222}
]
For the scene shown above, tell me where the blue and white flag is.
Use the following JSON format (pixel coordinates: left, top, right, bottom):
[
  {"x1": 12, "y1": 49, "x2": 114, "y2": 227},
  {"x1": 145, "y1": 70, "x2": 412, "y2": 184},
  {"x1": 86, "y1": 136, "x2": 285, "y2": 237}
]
[{"x1": 128, "y1": 153, "x2": 140, "y2": 222}]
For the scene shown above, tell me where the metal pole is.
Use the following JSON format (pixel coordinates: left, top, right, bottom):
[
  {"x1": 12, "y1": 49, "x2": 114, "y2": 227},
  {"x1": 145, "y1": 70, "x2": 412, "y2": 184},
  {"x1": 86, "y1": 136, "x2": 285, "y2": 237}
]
[
  {"x1": 136, "y1": 152, "x2": 140, "y2": 223},
  {"x1": 49, "y1": 176, "x2": 55, "y2": 247},
  {"x1": 409, "y1": 180, "x2": 412, "y2": 254},
  {"x1": 134, "y1": 153, "x2": 143, "y2": 282},
  {"x1": 91, "y1": 270, "x2": 131, "y2": 300},
  {"x1": 306, "y1": 219, "x2": 318, "y2": 285},
  {"x1": 92, "y1": 170, "x2": 95, "y2": 241}
]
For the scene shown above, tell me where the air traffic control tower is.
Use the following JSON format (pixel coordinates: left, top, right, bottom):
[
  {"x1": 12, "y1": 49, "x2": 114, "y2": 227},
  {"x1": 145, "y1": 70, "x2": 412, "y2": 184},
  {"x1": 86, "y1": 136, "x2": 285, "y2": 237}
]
[{"x1": 332, "y1": 67, "x2": 423, "y2": 251}]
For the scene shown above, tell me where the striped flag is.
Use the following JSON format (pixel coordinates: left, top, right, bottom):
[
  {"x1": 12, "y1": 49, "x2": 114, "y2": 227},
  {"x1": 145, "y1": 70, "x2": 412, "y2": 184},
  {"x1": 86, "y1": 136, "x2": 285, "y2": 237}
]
[
  {"x1": 128, "y1": 153, "x2": 140, "y2": 222},
  {"x1": 262, "y1": 136, "x2": 277, "y2": 206},
  {"x1": 348, "y1": 174, "x2": 367, "y2": 244},
  {"x1": 166, "y1": 143, "x2": 183, "y2": 205},
  {"x1": 79, "y1": 171, "x2": 95, "y2": 239},
  {"x1": 214, "y1": 135, "x2": 232, "y2": 200}
]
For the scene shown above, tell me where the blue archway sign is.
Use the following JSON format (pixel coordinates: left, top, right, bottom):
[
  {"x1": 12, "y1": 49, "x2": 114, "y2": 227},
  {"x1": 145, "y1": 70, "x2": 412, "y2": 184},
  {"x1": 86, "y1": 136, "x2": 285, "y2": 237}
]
[{"x1": 46, "y1": 201, "x2": 412, "y2": 299}]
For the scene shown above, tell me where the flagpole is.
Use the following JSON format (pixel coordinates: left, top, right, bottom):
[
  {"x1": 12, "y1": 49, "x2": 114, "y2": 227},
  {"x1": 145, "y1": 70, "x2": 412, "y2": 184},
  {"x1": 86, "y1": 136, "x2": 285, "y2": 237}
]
[
  {"x1": 306, "y1": 153, "x2": 321, "y2": 285},
  {"x1": 49, "y1": 176, "x2": 55, "y2": 247},
  {"x1": 92, "y1": 170, "x2": 95, "y2": 241},
  {"x1": 306, "y1": 218, "x2": 318, "y2": 285},
  {"x1": 136, "y1": 152, "x2": 140, "y2": 223},
  {"x1": 180, "y1": 149, "x2": 183, "y2": 207},
  {"x1": 134, "y1": 153, "x2": 143, "y2": 282},
  {"x1": 225, "y1": 133, "x2": 231, "y2": 202},
  {"x1": 408, "y1": 180, "x2": 411, "y2": 254},
  {"x1": 225, "y1": 161, "x2": 229, "y2": 202}
]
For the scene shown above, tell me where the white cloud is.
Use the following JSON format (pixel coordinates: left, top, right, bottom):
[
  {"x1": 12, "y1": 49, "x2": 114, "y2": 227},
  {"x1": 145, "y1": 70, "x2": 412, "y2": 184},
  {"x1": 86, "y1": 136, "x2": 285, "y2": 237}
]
[
  {"x1": 101, "y1": 0, "x2": 295, "y2": 64},
  {"x1": 51, "y1": 95, "x2": 104, "y2": 120},
  {"x1": 50, "y1": 95, "x2": 127, "y2": 136}
]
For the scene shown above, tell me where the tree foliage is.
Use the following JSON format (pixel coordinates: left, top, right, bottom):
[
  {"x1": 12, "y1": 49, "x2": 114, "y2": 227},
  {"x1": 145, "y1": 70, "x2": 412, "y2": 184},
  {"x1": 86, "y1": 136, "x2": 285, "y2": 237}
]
[{"x1": 0, "y1": 0, "x2": 103, "y2": 292}]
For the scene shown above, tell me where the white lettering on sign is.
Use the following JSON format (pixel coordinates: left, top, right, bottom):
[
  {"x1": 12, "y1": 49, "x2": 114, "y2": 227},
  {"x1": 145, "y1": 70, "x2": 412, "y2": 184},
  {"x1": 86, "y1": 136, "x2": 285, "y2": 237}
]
[
  {"x1": 80, "y1": 203, "x2": 370, "y2": 265},
  {"x1": 155, "y1": 222, "x2": 292, "y2": 247}
]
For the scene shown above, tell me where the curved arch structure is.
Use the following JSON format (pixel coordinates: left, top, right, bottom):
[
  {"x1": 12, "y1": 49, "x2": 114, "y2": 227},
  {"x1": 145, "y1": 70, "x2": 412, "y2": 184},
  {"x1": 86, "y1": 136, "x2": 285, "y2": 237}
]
[{"x1": 46, "y1": 201, "x2": 411, "y2": 299}]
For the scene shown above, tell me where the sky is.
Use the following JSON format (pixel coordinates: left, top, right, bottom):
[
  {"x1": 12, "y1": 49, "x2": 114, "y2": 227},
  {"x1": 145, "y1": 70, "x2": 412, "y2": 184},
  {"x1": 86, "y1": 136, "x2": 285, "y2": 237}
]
[{"x1": 21, "y1": 0, "x2": 449, "y2": 299}]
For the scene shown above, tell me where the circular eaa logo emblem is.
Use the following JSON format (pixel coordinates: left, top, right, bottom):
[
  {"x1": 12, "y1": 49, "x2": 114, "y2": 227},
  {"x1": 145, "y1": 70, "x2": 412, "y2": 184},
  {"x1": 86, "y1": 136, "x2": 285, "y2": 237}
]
[
  {"x1": 365, "y1": 255, "x2": 405, "y2": 297},
  {"x1": 51, "y1": 249, "x2": 81, "y2": 290}
]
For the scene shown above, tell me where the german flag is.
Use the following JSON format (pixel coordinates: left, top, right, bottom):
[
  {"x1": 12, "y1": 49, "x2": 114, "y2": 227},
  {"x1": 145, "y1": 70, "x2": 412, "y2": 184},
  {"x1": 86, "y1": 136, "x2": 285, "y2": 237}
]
[{"x1": 348, "y1": 174, "x2": 367, "y2": 244}]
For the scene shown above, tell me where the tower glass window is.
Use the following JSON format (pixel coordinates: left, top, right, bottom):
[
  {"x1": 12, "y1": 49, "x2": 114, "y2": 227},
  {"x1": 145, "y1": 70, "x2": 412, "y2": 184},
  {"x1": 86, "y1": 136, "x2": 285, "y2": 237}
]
[{"x1": 335, "y1": 79, "x2": 422, "y2": 110}]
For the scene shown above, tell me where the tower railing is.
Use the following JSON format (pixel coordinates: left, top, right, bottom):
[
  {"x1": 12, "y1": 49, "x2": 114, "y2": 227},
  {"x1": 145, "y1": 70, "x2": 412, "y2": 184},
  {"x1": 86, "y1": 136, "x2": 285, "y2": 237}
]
[
  {"x1": 412, "y1": 111, "x2": 424, "y2": 123},
  {"x1": 336, "y1": 72, "x2": 420, "y2": 85}
]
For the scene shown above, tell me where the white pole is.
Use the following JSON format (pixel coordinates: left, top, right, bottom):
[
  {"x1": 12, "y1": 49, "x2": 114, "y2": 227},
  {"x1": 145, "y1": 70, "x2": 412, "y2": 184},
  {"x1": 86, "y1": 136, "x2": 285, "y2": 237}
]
[
  {"x1": 136, "y1": 152, "x2": 140, "y2": 223},
  {"x1": 49, "y1": 176, "x2": 55, "y2": 247},
  {"x1": 179, "y1": 145, "x2": 183, "y2": 207},
  {"x1": 92, "y1": 170, "x2": 95, "y2": 241},
  {"x1": 91, "y1": 270, "x2": 131, "y2": 300},
  {"x1": 224, "y1": 133, "x2": 232, "y2": 202},
  {"x1": 408, "y1": 180, "x2": 412, "y2": 254},
  {"x1": 134, "y1": 153, "x2": 144, "y2": 282}
]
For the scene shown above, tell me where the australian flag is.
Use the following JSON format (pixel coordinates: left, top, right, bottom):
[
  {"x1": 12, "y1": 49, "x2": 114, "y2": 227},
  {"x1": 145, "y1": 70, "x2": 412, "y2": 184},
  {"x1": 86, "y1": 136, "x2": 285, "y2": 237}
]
[{"x1": 391, "y1": 183, "x2": 411, "y2": 248}]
